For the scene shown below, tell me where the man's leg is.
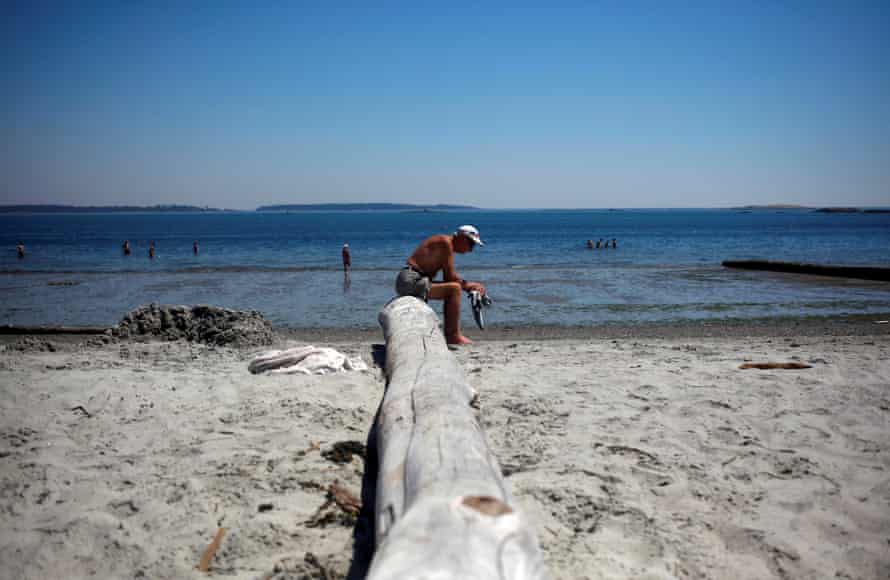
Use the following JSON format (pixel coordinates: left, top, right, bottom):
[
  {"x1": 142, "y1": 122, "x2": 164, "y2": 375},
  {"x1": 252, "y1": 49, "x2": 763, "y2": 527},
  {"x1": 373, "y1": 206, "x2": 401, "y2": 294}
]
[{"x1": 428, "y1": 281, "x2": 471, "y2": 345}]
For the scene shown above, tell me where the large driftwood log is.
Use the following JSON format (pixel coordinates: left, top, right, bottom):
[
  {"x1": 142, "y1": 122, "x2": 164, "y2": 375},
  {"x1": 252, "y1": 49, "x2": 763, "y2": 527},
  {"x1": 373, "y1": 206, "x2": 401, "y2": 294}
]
[{"x1": 368, "y1": 297, "x2": 547, "y2": 579}]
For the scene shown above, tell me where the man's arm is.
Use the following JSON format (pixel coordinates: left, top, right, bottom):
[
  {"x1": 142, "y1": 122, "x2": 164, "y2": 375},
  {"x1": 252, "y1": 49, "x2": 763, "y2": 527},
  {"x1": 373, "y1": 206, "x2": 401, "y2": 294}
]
[
  {"x1": 442, "y1": 244, "x2": 486, "y2": 293},
  {"x1": 442, "y1": 248, "x2": 462, "y2": 286}
]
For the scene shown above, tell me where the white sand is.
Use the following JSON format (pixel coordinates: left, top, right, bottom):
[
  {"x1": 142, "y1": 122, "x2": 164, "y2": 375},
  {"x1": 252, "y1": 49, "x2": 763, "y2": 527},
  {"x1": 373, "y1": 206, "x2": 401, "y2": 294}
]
[{"x1": 0, "y1": 332, "x2": 888, "y2": 579}]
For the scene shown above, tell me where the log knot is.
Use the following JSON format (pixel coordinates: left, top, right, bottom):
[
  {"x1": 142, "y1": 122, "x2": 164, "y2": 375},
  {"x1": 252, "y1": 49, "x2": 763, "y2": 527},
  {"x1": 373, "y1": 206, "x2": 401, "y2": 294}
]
[{"x1": 461, "y1": 495, "x2": 514, "y2": 517}]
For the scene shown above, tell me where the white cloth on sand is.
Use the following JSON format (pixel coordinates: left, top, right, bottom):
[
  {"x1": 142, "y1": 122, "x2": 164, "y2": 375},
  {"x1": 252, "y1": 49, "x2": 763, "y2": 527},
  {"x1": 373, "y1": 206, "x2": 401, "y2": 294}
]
[{"x1": 248, "y1": 345, "x2": 368, "y2": 375}]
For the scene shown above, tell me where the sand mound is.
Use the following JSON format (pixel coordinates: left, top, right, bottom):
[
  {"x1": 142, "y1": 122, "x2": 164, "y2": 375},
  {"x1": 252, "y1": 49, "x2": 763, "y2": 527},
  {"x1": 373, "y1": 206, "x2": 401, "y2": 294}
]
[{"x1": 113, "y1": 304, "x2": 273, "y2": 346}]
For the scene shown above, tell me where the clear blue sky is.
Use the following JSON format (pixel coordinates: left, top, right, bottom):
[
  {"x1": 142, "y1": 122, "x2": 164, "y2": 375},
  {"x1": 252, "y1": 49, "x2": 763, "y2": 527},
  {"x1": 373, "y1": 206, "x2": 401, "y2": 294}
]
[{"x1": 2, "y1": 1, "x2": 888, "y2": 209}]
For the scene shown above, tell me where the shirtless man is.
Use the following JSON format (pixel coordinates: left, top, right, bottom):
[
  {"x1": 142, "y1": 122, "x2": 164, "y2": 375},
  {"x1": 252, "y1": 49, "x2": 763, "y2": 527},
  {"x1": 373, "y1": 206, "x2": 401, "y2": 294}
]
[{"x1": 395, "y1": 225, "x2": 486, "y2": 345}]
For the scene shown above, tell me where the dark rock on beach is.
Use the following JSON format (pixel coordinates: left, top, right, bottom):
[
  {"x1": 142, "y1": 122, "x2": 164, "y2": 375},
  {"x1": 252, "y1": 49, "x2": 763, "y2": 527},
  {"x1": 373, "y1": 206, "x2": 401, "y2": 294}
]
[{"x1": 113, "y1": 304, "x2": 273, "y2": 347}]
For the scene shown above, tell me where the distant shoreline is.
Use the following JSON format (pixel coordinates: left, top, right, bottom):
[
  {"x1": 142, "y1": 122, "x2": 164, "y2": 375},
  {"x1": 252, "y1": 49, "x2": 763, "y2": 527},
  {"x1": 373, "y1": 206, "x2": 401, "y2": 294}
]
[
  {"x1": 732, "y1": 204, "x2": 890, "y2": 213},
  {"x1": 0, "y1": 203, "x2": 478, "y2": 213},
  {"x1": 255, "y1": 203, "x2": 477, "y2": 212},
  {"x1": 0, "y1": 204, "x2": 233, "y2": 214},
  {"x1": 732, "y1": 204, "x2": 809, "y2": 210},
  {"x1": 2, "y1": 204, "x2": 888, "y2": 214}
]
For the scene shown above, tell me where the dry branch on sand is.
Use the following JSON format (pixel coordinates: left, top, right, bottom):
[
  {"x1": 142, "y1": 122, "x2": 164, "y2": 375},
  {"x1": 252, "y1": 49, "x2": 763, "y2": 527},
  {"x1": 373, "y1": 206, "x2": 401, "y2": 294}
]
[{"x1": 739, "y1": 362, "x2": 812, "y2": 370}]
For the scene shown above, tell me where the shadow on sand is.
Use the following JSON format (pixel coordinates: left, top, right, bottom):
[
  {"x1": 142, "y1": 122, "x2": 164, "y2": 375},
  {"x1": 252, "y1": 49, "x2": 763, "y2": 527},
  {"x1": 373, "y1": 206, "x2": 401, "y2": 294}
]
[{"x1": 345, "y1": 343, "x2": 386, "y2": 579}]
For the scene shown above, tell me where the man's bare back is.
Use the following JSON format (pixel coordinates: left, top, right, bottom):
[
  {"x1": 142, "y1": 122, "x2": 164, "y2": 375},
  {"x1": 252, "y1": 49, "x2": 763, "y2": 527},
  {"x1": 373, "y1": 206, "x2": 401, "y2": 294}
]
[{"x1": 406, "y1": 234, "x2": 459, "y2": 282}]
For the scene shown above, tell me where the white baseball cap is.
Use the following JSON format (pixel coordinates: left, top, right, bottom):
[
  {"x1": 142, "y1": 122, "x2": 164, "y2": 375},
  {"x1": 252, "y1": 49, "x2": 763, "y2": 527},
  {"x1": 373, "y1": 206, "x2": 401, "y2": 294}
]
[{"x1": 455, "y1": 225, "x2": 484, "y2": 246}]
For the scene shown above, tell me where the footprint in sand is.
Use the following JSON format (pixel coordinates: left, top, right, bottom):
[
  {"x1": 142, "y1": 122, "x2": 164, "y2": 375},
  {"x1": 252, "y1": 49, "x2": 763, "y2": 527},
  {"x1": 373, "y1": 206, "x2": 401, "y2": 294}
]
[{"x1": 594, "y1": 443, "x2": 676, "y2": 491}]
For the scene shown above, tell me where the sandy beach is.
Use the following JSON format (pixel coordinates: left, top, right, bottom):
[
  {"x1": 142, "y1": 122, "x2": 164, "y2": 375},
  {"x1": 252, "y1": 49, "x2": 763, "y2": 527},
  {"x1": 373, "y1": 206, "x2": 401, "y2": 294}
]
[{"x1": 1, "y1": 316, "x2": 888, "y2": 579}]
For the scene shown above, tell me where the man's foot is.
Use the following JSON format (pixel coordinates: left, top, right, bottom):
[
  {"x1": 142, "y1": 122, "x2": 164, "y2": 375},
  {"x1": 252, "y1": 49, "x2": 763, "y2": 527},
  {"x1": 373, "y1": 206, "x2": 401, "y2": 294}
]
[{"x1": 446, "y1": 334, "x2": 473, "y2": 345}]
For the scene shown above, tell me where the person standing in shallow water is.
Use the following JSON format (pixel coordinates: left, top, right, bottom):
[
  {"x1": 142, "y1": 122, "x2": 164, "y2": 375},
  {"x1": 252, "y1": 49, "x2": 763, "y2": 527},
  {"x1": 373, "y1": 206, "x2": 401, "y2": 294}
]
[
  {"x1": 193, "y1": 241, "x2": 199, "y2": 256},
  {"x1": 16, "y1": 242, "x2": 25, "y2": 259},
  {"x1": 395, "y1": 225, "x2": 486, "y2": 345},
  {"x1": 123, "y1": 240, "x2": 131, "y2": 256},
  {"x1": 148, "y1": 241, "x2": 156, "y2": 260},
  {"x1": 341, "y1": 243, "x2": 351, "y2": 274}
]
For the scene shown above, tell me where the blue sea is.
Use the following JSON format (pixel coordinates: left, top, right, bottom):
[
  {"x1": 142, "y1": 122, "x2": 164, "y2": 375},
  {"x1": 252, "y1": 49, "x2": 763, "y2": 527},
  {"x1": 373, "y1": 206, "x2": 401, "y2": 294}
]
[{"x1": 2, "y1": 209, "x2": 889, "y2": 329}]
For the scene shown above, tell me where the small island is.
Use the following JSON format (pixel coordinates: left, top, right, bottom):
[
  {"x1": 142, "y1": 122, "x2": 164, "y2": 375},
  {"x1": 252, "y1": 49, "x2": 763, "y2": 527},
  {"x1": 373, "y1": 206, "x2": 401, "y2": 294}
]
[
  {"x1": 813, "y1": 207, "x2": 890, "y2": 214},
  {"x1": 729, "y1": 205, "x2": 889, "y2": 214},
  {"x1": 732, "y1": 204, "x2": 809, "y2": 210},
  {"x1": 255, "y1": 203, "x2": 478, "y2": 212},
  {"x1": 813, "y1": 207, "x2": 861, "y2": 213}
]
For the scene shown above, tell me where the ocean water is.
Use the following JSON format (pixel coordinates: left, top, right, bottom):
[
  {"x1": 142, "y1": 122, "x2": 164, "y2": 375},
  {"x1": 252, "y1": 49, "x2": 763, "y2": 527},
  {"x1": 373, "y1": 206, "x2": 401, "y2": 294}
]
[{"x1": 2, "y1": 209, "x2": 889, "y2": 329}]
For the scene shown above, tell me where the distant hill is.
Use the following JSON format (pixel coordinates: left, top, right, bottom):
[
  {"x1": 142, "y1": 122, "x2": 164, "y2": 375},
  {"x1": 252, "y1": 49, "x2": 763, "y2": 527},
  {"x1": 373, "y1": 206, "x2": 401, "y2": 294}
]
[
  {"x1": 733, "y1": 204, "x2": 809, "y2": 210},
  {"x1": 733, "y1": 205, "x2": 890, "y2": 214},
  {"x1": 813, "y1": 207, "x2": 890, "y2": 214},
  {"x1": 0, "y1": 204, "x2": 229, "y2": 213},
  {"x1": 814, "y1": 207, "x2": 860, "y2": 213},
  {"x1": 255, "y1": 203, "x2": 477, "y2": 212}
]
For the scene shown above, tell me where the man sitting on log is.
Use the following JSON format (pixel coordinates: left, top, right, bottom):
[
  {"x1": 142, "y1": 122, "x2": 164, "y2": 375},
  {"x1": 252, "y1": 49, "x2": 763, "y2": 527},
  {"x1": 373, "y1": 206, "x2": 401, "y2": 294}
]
[{"x1": 395, "y1": 225, "x2": 487, "y2": 345}]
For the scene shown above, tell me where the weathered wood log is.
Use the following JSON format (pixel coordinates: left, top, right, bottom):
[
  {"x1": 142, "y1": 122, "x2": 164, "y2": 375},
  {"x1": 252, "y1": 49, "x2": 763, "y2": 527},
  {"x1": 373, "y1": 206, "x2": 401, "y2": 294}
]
[
  {"x1": 722, "y1": 260, "x2": 890, "y2": 281},
  {"x1": 368, "y1": 296, "x2": 547, "y2": 579}
]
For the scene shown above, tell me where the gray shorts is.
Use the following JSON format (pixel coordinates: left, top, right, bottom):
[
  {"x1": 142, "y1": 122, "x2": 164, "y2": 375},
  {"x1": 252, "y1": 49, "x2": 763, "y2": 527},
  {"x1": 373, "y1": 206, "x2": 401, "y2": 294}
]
[{"x1": 395, "y1": 267, "x2": 431, "y2": 299}]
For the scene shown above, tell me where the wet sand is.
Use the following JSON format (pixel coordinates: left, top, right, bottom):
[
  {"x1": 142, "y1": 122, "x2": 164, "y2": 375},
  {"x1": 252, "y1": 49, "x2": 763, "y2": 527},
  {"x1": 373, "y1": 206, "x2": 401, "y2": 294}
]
[{"x1": 280, "y1": 312, "x2": 890, "y2": 342}]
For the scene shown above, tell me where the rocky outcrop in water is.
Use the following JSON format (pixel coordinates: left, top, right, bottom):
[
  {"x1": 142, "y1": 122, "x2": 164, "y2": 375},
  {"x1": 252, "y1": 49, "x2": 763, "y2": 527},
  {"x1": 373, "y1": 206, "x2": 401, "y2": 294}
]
[{"x1": 114, "y1": 304, "x2": 273, "y2": 346}]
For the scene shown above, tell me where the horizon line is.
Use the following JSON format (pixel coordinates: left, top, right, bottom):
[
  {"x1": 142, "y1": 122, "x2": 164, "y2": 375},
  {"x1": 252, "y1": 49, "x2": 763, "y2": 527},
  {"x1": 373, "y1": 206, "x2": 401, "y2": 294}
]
[{"x1": 2, "y1": 202, "x2": 890, "y2": 213}]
